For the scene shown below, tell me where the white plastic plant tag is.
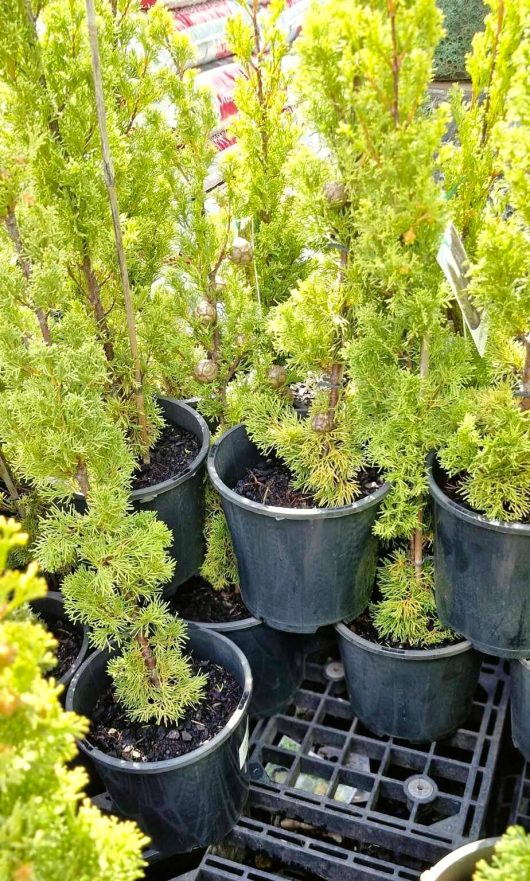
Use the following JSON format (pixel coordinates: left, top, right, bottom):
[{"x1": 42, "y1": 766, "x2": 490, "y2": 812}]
[
  {"x1": 437, "y1": 222, "x2": 488, "y2": 356},
  {"x1": 239, "y1": 722, "x2": 249, "y2": 769}
]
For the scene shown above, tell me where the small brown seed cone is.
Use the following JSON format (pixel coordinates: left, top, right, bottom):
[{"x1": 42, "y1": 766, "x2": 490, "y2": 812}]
[
  {"x1": 323, "y1": 180, "x2": 348, "y2": 206},
  {"x1": 267, "y1": 365, "x2": 288, "y2": 388},
  {"x1": 194, "y1": 358, "x2": 219, "y2": 383},
  {"x1": 194, "y1": 299, "x2": 217, "y2": 325},
  {"x1": 230, "y1": 236, "x2": 253, "y2": 266},
  {"x1": 311, "y1": 412, "x2": 335, "y2": 433}
]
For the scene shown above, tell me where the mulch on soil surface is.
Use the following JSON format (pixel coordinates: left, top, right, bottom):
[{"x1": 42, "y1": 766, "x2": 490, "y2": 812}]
[
  {"x1": 133, "y1": 423, "x2": 200, "y2": 489},
  {"x1": 45, "y1": 617, "x2": 84, "y2": 680},
  {"x1": 233, "y1": 458, "x2": 382, "y2": 509},
  {"x1": 168, "y1": 576, "x2": 249, "y2": 623},
  {"x1": 88, "y1": 659, "x2": 242, "y2": 762}
]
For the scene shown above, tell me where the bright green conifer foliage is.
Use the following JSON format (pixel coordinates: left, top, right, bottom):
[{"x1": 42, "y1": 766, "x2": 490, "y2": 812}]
[
  {"x1": 440, "y1": 0, "x2": 526, "y2": 257},
  {"x1": 439, "y1": 14, "x2": 530, "y2": 522},
  {"x1": 0, "y1": 0, "x2": 207, "y2": 722},
  {"x1": 225, "y1": 0, "x2": 309, "y2": 307},
  {"x1": 0, "y1": 517, "x2": 147, "y2": 881},
  {"x1": 232, "y1": 0, "x2": 478, "y2": 644},
  {"x1": 155, "y1": 21, "x2": 262, "y2": 426},
  {"x1": 473, "y1": 827, "x2": 530, "y2": 881},
  {"x1": 0, "y1": 0, "x2": 199, "y2": 456}
]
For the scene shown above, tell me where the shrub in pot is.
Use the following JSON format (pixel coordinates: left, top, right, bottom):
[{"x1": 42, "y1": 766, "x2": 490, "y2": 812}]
[
  {"x1": 158, "y1": 0, "x2": 307, "y2": 713},
  {"x1": 280, "y1": 0, "x2": 484, "y2": 737},
  {"x1": 0, "y1": 331, "x2": 252, "y2": 852},
  {"x1": 0, "y1": 516, "x2": 147, "y2": 881},
  {"x1": 421, "y1": 827, "x2": 530, "y2": 881},
  {"x1": 0, "y1": 0, "x2": 253, "y2": 851},
  {"x1": 0, "y1": 0, "x2": 213, "y2": 589},
  {"x1": 429, "y1": 21, "x2": 530, "y2": 658}
]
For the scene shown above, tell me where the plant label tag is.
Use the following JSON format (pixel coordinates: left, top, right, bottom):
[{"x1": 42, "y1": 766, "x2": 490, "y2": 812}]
[
  {"x1": 437, "y1": 222, "x2": 488, "y2": 356},
  {"x1": 239, "y1": 722, "x2": 249, "y2": 769}
]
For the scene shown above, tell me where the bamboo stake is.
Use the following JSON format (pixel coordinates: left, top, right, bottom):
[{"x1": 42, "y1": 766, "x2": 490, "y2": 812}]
[{"x1": 84, "y1": 0, "x2": 150, "y2": 464}]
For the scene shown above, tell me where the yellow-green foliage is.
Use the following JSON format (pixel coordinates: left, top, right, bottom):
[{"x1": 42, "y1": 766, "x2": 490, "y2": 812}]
[
  {"x1": 439, "y1": 13, "x2": 530, "y2": 522},
  {"x1": 439, "y1": 0, "x2": 526, "y2": 255},
  {"x1": 0, "y1": 0, "x2": 207, "y2": 725},
  {"x1": 226, "y1": 0, "x2": 310, "y2": 306},
  {"x1": 200, "y1": 485, "x2": 239, "y2": 591},
  {"x1": 473, "y1": 826, "x2": 530, "y2": 881},
  {"x1": 372, "y1": 551, "x2": 454, "y2": 648},
  {"x1": 0, "y1": 517, "x2": 147, "y2": 881},
  {"x1": 439, "y1": 386, "x2": 530, "y2": 522}
]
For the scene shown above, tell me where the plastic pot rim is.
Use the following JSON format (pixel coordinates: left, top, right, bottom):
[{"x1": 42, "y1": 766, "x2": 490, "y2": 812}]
[
  {"x1": 132, "y1": 398, "x2": 210, "y2": 503},
  {"x1": 420, "y1": 837, "x2": 498, "y2": 881},
  {"x1": 335, "y1": 621, "x2": 473, "y2": 660},
  {"x1": 183, "y1": 615, "x2": 260, "y2": 633},
  {"x1": 33, "y1": 590, "x2": 90, "y2": 686},
  {"x1": 208, "y1": 424, "x2": 390, "y2": 521},
  {"x1": 427, "y1": 451, "x2": 530, "y2": 537},
  {"x1": 65, "y1": 624, "x2": 252, "y2": 774}
]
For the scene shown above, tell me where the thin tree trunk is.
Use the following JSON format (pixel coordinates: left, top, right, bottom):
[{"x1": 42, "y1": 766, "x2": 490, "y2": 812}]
[
  {"x1": 521, "y1": 335, "x2": 530, "y2": 412},
  {"x1": 85, "y1": 0, "x2": 150, "y2": 464},
  {"x1": 135, "y1": 632, "x2": 161, "y2": 687},
  {"x1": 388, "y1": 0, "x2": 400, "y2": 126},
  {"x1": 412, "y1": 335, "x2": 430, "y2": 578},
  {"x1": 0, "y1": 451, "x2": 20, "y2": 502},
  {"x1": 4, "y1": 210, "x2": 52, "y2": 345},
  {"x1": 81, "y1": 255, "x2": 115, "y2": 363}
]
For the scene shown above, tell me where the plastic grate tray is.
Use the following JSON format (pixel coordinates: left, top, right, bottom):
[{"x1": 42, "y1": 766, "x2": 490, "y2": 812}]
[
  {"x1": 510, "y1": 760, "x2": 530, "y2": 830},
  {"x1": 199, "y1": 807, "x2": 428, "y2": 881},
  {"x1": 247, "y1": 656, "x2": 510, "y2": 862}
]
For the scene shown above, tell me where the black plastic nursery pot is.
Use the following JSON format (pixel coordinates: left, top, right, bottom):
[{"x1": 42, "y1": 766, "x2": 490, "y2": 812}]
[
  {"x1": 66, "y1": 625, "x2": 252, "y2": 855},
  {"x1": 511, "y1": 659, "x2": 530, "y2": 762},
  {"x1": 420, "y1": 839, "x2": 498, "y2": 881},
  {"x1": 428, "y1": 454, "x2": 530, "y2": 658},
  {"x1": 184, "y1": 614, "x2": 305, "y2": 717},
  {"x1": 208, "y1": 425, "x2": 390, "y2": 633},
  {"x1": 31, "y1": 590, "x2": 89, "y2": 688},
  {"x1": 132, "y1": 398, "x2": 210, "y2": 594},
  {"x1": 335, "y1": 622, "x2": 482, "y2": 742}
]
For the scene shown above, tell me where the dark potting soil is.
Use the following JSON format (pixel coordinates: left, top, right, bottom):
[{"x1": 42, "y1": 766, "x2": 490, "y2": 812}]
[
  {"x1": 233, "y1": 457, "x2": 382, "y2": 509},
  {"x1": 88, "y1": 660, "x2": 241, "y2": 762},
  {"x1": 133, "y1": 423, "x2": 200, "y2": 489},
  {"x1": 45, "y1": 617, "x2": 84, "y2": 680},
  {"x1": 350, "y1": 608, "x2": 461, "y2": 652},
  {"x1": 438, "y1": 467, "x2": 530, "y2": 525},
  {"x1": 168, "y1": 576, "x2": 249, "y2": 623}
]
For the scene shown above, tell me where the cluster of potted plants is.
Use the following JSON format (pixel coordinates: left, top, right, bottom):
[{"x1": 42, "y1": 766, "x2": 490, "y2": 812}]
[{"x1": 2, "y1": 0, "x2": 530, "y2": 862}]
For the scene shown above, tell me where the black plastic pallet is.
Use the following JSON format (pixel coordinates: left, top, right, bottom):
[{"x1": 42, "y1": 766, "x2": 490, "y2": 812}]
[
  {"x1": 247, "y1": 656, "x2": 510, "y2": 863},
  {"x1": 510, "y1": 759, "x2": 530, "y2": 830}
]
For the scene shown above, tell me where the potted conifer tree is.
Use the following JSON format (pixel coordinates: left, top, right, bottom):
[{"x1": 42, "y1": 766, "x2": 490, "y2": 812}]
[
  {"x1": 283, "y1": 0, "x2": 481, "y2": 741},
  {"x1": 0, "y1": 0, "x2": 252, "y2": 853},
  {"x1": 0, "y1": 0, "x2": 211, "y2": 591},
  {"x1": 428, "y1": 11, "x2": 530, "y2": 658},
  {"x1": 0, "y1": 516, "x2": 147, "y2": 881},
  {"x1": 161, "y1": 1, "x2": 307, "y2": 713},
  {"x1": 0, "y1": 311, "x2": 252, "y2": 852}
]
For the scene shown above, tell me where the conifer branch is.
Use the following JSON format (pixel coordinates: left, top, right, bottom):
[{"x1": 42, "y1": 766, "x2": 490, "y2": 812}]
[
  {"x1": 85, "y1": 0, "x2": 150, "y2": 464},
  {"x1": 135, "y1": 631, "x2": 160, "y2": 688},
  {"x1": 479, "y1": 0, "x2": 505, "y2": 148},
  {"x1": 81, "y1": 254, "x2": 115, "y2": 363},
  {"x1": 3, "y1": 209, "x2": 52, "y2": 345},
  {"x1": 387, "y1": 0, "x2": 400, "y2": 126},
  {"x1": 521, "y1": 335, "x2": 530, "y2": 412},
  {"x1": 0, "y1": 450, "x2": 20, "y2": 502}
]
